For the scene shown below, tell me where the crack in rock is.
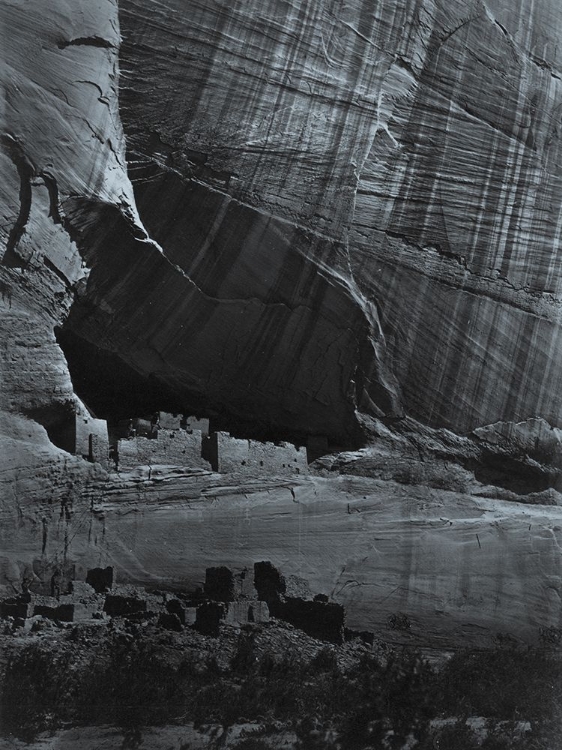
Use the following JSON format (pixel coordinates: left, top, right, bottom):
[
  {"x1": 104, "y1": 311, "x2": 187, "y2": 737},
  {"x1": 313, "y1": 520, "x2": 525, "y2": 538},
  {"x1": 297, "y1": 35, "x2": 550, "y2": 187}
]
[{"x1": 57, "y1": 36, "x2": 115, "y2": 50}]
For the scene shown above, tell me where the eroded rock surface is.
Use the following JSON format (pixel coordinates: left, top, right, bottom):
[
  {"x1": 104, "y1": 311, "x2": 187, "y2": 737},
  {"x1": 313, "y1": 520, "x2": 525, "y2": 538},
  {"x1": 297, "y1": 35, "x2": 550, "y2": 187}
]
[
  {"x1": 88, "y1": 0, "x2": 562, "y2": 435},
  {"x1": 0, "y1": 0, "x2": 135, "y2": 486},
  {"x1": 3, "y1": 0, "x2": 562, "y2": 652},
  {"x1": 3, "y1": 464, "x2": 562, "y2": 649},
  {"x1": 5, "y1": 0, "x2": 562, "y2": 443}
]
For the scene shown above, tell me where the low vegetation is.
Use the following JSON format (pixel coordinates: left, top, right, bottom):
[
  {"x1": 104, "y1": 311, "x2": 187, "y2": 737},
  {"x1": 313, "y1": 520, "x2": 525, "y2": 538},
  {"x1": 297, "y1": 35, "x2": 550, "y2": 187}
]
[{"x1": 1, "y1": 623, "x2": 561, "y2": 748}]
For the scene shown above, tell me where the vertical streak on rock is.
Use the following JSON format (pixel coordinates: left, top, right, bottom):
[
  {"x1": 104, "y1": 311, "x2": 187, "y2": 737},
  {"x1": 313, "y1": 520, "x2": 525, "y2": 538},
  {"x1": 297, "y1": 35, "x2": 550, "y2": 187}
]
[
  {"x1": 0, "y1": 0, "x2": 139, "y2": 506},
  {"x1": 0, "y1": 135, "x2": 34, "y2": 267}
]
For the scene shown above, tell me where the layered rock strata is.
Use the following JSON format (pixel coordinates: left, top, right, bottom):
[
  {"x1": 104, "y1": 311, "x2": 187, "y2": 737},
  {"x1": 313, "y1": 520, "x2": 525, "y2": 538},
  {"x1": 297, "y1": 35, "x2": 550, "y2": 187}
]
[
  {"x1": 0, "y1": 0, "x2": 136, "y2": 488},
  {"x1": 3, "y1": 0, "x2": 562, "y2": 654},
  {"x1": 3, "y1": 466, "x2": 562, "y2": 649},
  {"x1": 92, "y1": 0, "x2": 562, "y2": 436},
  {"x1": 5, "y1": 0, "x2": 562, "y2": 446}
]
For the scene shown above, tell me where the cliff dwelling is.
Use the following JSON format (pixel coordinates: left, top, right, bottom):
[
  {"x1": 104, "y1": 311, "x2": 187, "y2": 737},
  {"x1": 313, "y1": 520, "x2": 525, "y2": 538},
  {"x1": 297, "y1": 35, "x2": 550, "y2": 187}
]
[
  {"x1": 115, "y1": 412, "x2": 308, "y2": 476},
  {"x1": 4, "y1": 0, "x2": 562, "y2": 746}
]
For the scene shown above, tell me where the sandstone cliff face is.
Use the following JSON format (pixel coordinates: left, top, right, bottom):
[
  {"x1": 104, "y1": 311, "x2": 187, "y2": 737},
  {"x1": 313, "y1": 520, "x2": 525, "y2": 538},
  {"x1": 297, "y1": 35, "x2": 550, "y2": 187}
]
[
  {"x1": 4, "y1": 464, "x2": 562, "y2": 650},
  {"x1": 5, "y1": 0, "x2": 562, "y2": 442},
  {"x1": 0, "y1": 0, "x2": 135, "y2": 427},
  {"x1": 62, "y1": 0, "x2": 562, "y2": 438},
  {"x1": 3, "y1": 0, "x2": 562, "y2": 650},
  {"x1": 0, "y1": 0, "x2": 130, "y2": 594}
]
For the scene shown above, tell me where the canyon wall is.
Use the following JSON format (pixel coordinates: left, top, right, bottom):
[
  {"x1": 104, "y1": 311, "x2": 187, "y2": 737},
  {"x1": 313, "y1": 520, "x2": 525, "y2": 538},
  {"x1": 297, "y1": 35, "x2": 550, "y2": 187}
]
[
  {"x1": 0, "y1": 0, "x2": 138, "y2": 450},
  {"x1": 4, "y1": 468, "x2": 562, "y2": 649},
  {"x1": 4, "y1": 0, "x2": 562, "y2": 444},
  {"x1": 3, "y1": 0, "x2": 562, "y2": 649},
  {"x1": 0, "y1": 0, "x2": 131, "y2": 563},
  {"x1": 74, "y1": 0, "x2": 562, "y2": 438}
]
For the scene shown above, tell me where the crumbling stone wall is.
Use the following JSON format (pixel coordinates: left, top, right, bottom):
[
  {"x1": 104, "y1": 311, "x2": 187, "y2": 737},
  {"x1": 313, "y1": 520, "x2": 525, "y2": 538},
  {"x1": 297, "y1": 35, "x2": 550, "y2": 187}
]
[
  {"x1": 208, "y1": 432, "x2": 308, "y2": 475},
  {"x1": 0, "y1": 562, "x2": 348, "y2": 643},
  {"x1": 33, "y1": 602, "x2": 75, "y2": 622},
  {"x1": 113, "y1": 413, "x2": 306, "y2": 474},
  {"x1": 195, "y1": 601, "x2": 225, "y2": 636},
  {"x1": 0, "y1": 600, "x2": 29, "y2": 619},
  {"x1": 132, "y1": 417, "x2": 157, "y2": 437},
  {"x1": 104, "y1": 594, "x2": 147, "y2": 617},
  {"x1": 183, "y1": 415, "x2": 210, "y2": 435},
  {"x1": 46, "y1": 408, "x2": 109, "y2": 467},
  {"x1": 204, "y1": 566, "x2": 236, "y2": 601},
  {"x1": 254, "y1": 561, "x2": 286, "y2": 602},
  {"x1": 254, "y1": 560, "x2": 344, "y2": 644},
  {"x1": 204, "y1": 566, "x2": 256, "y2": 602},
  {"x1": 117, "y1": 429, "x2": 210, "y2": 471},
  {"x1": 30, "y1": 560, "x2": 74, "y2": 598},
  {"x1": 156, "y1": 412, "x2": 210, "y2": 435},
  {"x1": 157, "y1": 412, "x2": 182, "y2": 429},
  {"x1": 89, "y1": 433, "x2": 107, "y2": 468},
  {"x1": 225, "y1": 600, "x2": 269, "y2": 626},
  {"x1": 85, "y1": 566, "x2": 113, "y2": 593}
]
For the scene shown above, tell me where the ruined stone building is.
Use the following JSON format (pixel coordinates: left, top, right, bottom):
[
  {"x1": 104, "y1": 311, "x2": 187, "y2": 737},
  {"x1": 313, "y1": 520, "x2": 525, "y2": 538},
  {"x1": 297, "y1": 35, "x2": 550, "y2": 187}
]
[
  {"x1": 205, "y1": 431, "x2": 308, "y2": 476},
  {"x1": 114, "y1": 412, "x2": 308, "y2": 476},
  {"x1": 47, "y1": 404, "x2": 110, "y2": 469},
  {"x1": 117, "y1": 428, "x2": 211, "y2": 472}
]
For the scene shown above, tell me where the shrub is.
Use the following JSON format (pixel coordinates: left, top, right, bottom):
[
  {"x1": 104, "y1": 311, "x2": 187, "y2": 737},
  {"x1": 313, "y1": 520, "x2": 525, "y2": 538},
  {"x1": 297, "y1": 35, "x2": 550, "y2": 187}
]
[
  {"x1": 437, "y1": 648, "x2": 562, "y2": 720},
  {"x1": 231, "y1": 634, "x2": 258, "y2": 675},
  {"x1": 2, "y1": 625, "x2": 560, "y2": 746},
  {"x1": 0, "y1": 642, "x2": 75, "y2": 741},
  {"x1": 336, "y1": 650, "x2": 436, "y2": 750}
]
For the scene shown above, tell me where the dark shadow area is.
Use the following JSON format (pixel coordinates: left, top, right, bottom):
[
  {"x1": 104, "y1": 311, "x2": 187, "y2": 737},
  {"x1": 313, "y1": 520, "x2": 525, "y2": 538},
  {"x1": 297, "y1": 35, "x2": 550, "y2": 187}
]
[
  {"x1": 85, "y1": 567, "x2": 114, "y2": 594},
  {"x1": 473, "y1": 451, "x2": 554, "y2": 495},
  {"x1": 55, "y1": 327, "x2": 189, "y2": 423},
  {"x1": 59, "y1": 193, "x2": 367, "y2": 448},
  {"x1": 55, "y1": 326, "x2": 322, "y2": 451},
  {"x1": 24, "y1": 400, "x2": 77, "y2": 454}
]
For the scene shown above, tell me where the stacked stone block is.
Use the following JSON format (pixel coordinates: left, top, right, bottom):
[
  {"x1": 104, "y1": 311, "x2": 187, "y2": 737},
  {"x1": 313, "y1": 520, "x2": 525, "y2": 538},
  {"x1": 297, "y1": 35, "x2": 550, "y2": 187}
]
[
  {"x1": 117, "y1": 429, "x2": 210, "y2": 471},
  {"x1": 208, "y1": 432, "x2": 308, "y2": 475}
]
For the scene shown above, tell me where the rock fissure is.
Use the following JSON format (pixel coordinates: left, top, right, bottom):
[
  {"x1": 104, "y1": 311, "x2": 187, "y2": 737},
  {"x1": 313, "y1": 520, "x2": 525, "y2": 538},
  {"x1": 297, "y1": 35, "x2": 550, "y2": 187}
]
[
  {"x1": 1, "y1": 134, "x2": 34, "y2": 267},
  {"x1": 374, "y1": 226, "x2": 562, "y2": 303},
  {"x1": 57, "y1": 36, "x2": 115, "y2": 50}
]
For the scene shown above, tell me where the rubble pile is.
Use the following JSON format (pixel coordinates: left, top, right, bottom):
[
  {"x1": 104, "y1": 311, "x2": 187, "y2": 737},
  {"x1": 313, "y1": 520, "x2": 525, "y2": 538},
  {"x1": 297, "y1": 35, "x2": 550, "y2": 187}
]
[{"x1": 0, "y1": 562, "x2": 355, "y2": 646}]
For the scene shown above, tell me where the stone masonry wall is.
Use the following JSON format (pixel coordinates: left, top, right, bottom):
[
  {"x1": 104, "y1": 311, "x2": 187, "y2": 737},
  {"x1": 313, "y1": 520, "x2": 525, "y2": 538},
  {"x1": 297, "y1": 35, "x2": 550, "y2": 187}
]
[
  {"x1": 75, "y1": 413, "x2": 109, "y2": 469},
  {"x1": 157, "y1": 413, "x2": 210, "y2": 436},
  {"x1": 210, "y1": 432, "x2": 307, "y2": 476},
  {"x1": 183, "y1": 416, "x2": 210, "y2": 436},
  {"x1": 157, "y1": 412, "x2": 182, "y2": 429},
  {"x1": 117, "y1": 429, "x2": 209, "y2": 471}
]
